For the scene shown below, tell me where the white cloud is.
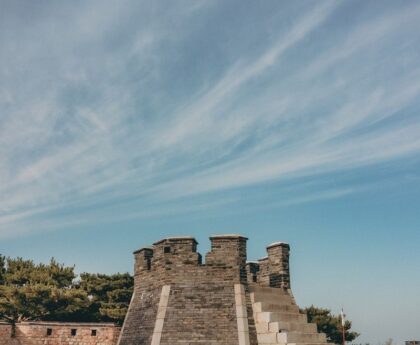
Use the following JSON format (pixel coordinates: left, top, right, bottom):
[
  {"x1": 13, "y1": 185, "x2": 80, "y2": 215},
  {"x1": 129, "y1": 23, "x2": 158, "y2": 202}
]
[{"x1": 0, "y1": 1, "x2": 420, "y2": 237}]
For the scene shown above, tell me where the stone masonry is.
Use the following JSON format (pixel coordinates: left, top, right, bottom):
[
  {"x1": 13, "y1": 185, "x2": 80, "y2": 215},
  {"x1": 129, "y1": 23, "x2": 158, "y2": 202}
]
[
  {"x1": 118, "y1": 234, "x2": 328, "y2": 345},
  {"x1": 0, "y1": 322, "x2": 120, "y2": 345}
]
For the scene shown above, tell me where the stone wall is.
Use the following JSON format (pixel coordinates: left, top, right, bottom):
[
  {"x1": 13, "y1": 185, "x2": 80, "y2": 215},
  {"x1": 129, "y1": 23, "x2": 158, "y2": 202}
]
[
  {"x1": 0, "y1": 322, "x2": 120, "y2": 345},
  {"x1": 0, "y1": 322, "x2": 12, "y2": 345},
  {"x1": 118, "y1": 234, "x2": 291, "y2": 345}
]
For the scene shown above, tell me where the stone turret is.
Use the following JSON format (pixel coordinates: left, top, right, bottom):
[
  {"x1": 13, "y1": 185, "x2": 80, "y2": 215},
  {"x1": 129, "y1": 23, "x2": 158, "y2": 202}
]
[
  {"x1": 206, "y1": 234, "x2": 247, "y2": 265},
  {"x1": 151, "y1": 236, "x2": 202, "y2": 268},
  {"x1": 247, "y1": 242, "x2": 290, "y2": 289},
  {"x1": 206, "y1": 234, "x2": 248, "y2": 283},
  {"x1": 119, "y1": 235, "x2": 325, "y2": 345},
  {"x1": 266, "y1": 242, "x2": 290, "y2": 289},
  {"x1": 133, "y1": 247, "x2": 153, "y2": 276}
]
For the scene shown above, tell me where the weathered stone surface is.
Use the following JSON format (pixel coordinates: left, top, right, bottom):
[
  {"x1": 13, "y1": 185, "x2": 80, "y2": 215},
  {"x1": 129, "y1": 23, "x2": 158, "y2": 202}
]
[
  {"x1": 0, "y1": 322, "x2": 120, "y2": 345},
  {"x1": 250, "y1": 286, "x2": 328, "y2": 345},
  {"x1": 118, "y1": 234, "x2": 320, "y2": 345},
  {"x1": 119, "y1": 235, "x2": 250, "y2": 345}
]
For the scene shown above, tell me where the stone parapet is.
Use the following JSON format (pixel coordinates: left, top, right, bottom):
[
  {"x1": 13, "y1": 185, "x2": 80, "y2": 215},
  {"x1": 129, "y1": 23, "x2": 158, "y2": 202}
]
[{"x1": 266, "y1": 242, "x2": 291, "y2": 289}]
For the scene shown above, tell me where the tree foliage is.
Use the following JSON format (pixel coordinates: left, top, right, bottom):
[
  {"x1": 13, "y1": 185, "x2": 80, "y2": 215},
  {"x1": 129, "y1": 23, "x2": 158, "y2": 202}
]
[
  {"x1": 301, "y1": 305, "x2": 360, "y2": 344},
  {"x1": 0, "y1": 255, "x2": 133, "y2": 330},
  {"x1": 77, "y1": 272, "x2": 133, "y2": 325},
  {"x1": 0, "y1": 256, "x2": 89, "y2": 327}
]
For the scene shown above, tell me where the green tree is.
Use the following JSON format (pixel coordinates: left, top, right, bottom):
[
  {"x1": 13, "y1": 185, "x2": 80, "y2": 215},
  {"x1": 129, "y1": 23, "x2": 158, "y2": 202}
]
[
  {"x1": 0, "y1": 255, "x2": 5, "y2": 284},
  {"x1": 301, "y1": 305, "x2": 359, "y2": 344},
  {"x1": 78, "y1": 272, "x2": 133, "y2": 325},
  {"x1": 0, "y1": 255, "x2": 134, "y2": 331},
  {"x1": 0, "y1": 256, "x2": 90, "y2": 336}
]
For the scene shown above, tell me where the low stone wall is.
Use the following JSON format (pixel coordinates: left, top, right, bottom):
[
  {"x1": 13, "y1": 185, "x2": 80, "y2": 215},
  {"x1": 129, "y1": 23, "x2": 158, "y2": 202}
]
[
  {"x1": 0, "y1": 322, "x2": 120, "y2": 345},
  {"x1": 0, "y1": 322, "x2": 12, "y2": 345}
]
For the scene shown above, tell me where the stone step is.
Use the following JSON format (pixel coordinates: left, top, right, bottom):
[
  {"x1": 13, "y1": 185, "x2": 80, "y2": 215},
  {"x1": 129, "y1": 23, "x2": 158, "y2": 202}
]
[
  {"x1": 255, "y1": 311, "x2": 307, "y2": 323},
  {"x1": 277, "y1": 331, "x2": 327, "y2": 344},
  {"x1": 255, "y1": 321, "x2": 271, "y2": 333},
  {"x1": 250, "y1": 288, "x2": 290, "y2": 296},
  {"x1": 251, "y1": 290, "x2": 293, "y2": 299},
  {"x1": 258, "y1": 337, "x2": 329, "y2": 345},
  {"x1": 257, "y1": 332, "x2": 280, "y2": 344},
  {"x1": 251, "y1": 286, "x2": 326, "y2": 345},
  {"x1": 252, "y1": 294, "x2": 296, "y2": 304},
  {"x1": 257, "y1": 340, "x2": 328, "y2": 345},
  {"x1": 252, "y1": 290, "x2": 294, "y2": 296},
  {"x1": 269, "y1": 321, "x2": 318, "y2": 333},
  {"x1": 250, "y1": 286, "x2": 290, "y2": 293},
  {"x1": 287, "y1": 342, "x2": 329, "y2": 345},
  {"x1": 256, "y1": 321, "x2": 316, "y2": 334},
  {"x1": 251, "y1": 295, "x2": 296, "y2": 307},
  {"x1": 251, "y1": 290, "x2": 292, "y2": 300},
  {"x1": 253, "y1": 302, "x2": 300, "y2": 313}
]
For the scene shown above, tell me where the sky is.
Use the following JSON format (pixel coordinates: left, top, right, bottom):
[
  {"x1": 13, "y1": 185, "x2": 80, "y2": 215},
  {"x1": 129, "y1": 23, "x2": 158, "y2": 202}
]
[{"x1": 1, "y1": 0, "x2": 420, "y2": 343}]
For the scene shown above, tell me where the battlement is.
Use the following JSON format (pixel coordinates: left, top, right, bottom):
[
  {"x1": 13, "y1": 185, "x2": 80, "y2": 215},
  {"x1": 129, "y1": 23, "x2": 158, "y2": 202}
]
[
  {"x1": 206, "y1": 234, "x2": 248, "y2": 267},
  {"x1": 132, "y1": 234, "x2": 289, "y2": 288},
  {"x1": 244, "y1": 242, "x2": 291, "y2": 289}
]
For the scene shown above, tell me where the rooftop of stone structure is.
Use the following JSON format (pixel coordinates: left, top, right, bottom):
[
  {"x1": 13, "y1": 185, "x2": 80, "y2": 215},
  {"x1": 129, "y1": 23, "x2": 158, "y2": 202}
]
[
  {"x1": 266, "y1": 241, "x2": 289, "y2": 249},
  {"x1": 209, "y1": 234, "x2": 248, "y2": 239},
  {"x1": 132, "y1": 246, "x2": 153, "y2": 254},
  {"x1": 153, "y1": 236, "x2": 198, "y2": 245}
]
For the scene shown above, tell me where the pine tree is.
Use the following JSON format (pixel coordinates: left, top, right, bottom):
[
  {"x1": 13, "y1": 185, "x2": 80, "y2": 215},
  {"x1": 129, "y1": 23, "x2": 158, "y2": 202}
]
[
  {"x1": 301, "y1": 305, "x2": 360, "y2": 344},
  {"x1": 78, "y1": 272, "x2": 133, "y2": 325},
  {"x1": 0, "y1": 256, "x2": 90, "y2": 336}
]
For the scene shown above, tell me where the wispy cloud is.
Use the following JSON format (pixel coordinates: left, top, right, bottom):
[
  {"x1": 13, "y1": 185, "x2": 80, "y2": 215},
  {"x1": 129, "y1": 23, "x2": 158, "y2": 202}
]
[{"x1": 1, "y1": 1, "x2": 420, "y2": 238}]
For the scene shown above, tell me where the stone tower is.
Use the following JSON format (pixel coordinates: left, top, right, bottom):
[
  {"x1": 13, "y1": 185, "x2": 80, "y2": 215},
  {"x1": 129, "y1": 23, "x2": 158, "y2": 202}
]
[{"x1": 118, "y1": 235, "x2": 328, "y2": 345}]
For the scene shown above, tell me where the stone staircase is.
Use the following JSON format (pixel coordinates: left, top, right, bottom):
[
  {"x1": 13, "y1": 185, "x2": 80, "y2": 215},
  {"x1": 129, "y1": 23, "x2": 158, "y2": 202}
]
[{"x1": 250, "y1": 286, "x2": 328, "y2": 345}]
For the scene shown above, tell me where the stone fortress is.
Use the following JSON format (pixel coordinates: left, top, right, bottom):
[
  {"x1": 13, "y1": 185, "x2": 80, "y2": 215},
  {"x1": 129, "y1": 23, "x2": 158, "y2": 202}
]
[{"x1": 118, "y1": 234, "x2": 328, "y2": 345}]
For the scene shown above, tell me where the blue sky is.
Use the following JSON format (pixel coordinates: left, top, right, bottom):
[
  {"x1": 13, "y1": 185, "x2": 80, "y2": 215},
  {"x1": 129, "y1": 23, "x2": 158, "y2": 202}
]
[{"x1": 1, "y1": 0, "x2": 420, "y2": 343}]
